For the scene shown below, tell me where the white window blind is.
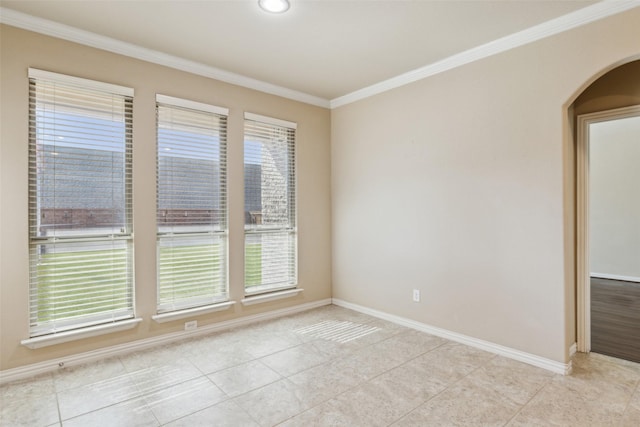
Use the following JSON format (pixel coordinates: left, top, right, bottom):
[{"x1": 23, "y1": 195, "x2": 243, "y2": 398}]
[
  {"x1": 244, "y1": 113, "x2": 297, "y2": 294},
  {"x1": 156, "y1": 96, "x2": 229, "y2": 313},
  {"x1": 28, "y1": 69, "x2": 134, "y2": 337}
]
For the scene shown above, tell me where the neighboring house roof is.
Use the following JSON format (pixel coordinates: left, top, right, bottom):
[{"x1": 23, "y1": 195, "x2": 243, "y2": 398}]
[{"x1": 39, "y1": 145, "x2": 262, "y2": 212}]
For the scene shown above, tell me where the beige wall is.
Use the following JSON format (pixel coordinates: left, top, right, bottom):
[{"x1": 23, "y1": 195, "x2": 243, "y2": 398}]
[
  {"x1": 0, "y1": 25, "x2": 332, "y2": 371},
  {"x1": 589, "y1": 116, "x2": 640, "y2": 279},
  {"x1": 331, "y1": 8, "x2": 640, "y2": 364}
]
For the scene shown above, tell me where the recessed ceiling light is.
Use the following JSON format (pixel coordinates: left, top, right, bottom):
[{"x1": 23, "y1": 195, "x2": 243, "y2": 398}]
[{"x1": 258, "y1": 0, "x2": 290, "y2": 14}]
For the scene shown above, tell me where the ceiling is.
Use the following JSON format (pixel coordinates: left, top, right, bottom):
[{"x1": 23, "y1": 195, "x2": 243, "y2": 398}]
[{"x1": 1, "y1": 0, "x2": 601, "y2": 103}]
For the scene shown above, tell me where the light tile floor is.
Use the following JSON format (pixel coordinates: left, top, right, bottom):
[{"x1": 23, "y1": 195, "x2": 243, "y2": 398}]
[{"x1": 2, "y1": 304, "x2": 640, "y2": 426}]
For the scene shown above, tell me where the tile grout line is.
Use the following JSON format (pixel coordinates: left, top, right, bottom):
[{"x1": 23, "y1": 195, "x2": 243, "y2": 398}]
[
  {"x1": 259, "y1": 324, "x2": 425, "y2": 424},
  {"x1": 279, "y1": 328, "x2": 501, "y2": 425},
  {"x1": 499, "y1": 371, "x2": 557, "y2": 426},
  {"x1": 379, "y1": 342, "x2": 455, "y2": 426},
  {"x1": 100, "y1": 355, "x2": 208, "y2": 425},
  {"x1": 9, "y1": 307, "x2": 640, "y2": 426},
  {"x1": 279, "y1": 334, "x2": 484, "y2": 426},
  {"x1": 385, "y1": 352, "x2": 499, "y2": 426},
  {"x1": 620, "y1": 376, "x2": 640, "y2": 420},
  {"x1": 55, "y1": 388, "x2": 63, "y2": 426},
  {"x1": 55, "y1": 357, "x2": 143, "y2": 423}
]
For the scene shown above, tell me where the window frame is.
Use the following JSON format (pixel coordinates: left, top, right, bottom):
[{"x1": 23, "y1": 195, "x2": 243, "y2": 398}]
[
  {"x1": 243, "y1": 112, "x2": 298, "y2": 296},
  {"x1": 155, "y1": 95, "x2": 230, "y2": 316},
  {"x1": 27, "y1": 68, "x2": 135, "y2": 338}
]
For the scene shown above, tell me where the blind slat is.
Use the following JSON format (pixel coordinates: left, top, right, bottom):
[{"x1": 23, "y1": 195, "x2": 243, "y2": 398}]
[
  {"x1": 157, "y1": 100, "x2": 228, "y2": 313},
  {"x1": 28, "y1": 72, "x2": 134, "y2": 338},
  {"x1": 244, "y1": 116, "x2": 297, "y2": 293}
]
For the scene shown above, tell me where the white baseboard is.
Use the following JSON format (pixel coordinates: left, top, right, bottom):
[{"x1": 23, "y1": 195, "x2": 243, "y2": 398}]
[
  {"x1": 590, "y1": 273, "x2": 640, "y2": 283},
  {"x1": 570, "y1": 342, "x2": 577, "y2": 357},
  {"x1": 0, "y1": 298, "x2": 332, "y2": 385},
  {"x1": 332, "y1": 298, "x2": 572, "y2": 375}
]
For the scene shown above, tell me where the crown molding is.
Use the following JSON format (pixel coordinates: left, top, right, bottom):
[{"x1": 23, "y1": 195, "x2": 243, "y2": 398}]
[
  {"x1": 2, "y1": 2, "x2": 638, "y2": 111},
  {"x1": 330, "y1": 1, "x2": 640, "y2": 109},
  {"x1": 0, "y1": 7, "x2": 331, "y2": 109}
]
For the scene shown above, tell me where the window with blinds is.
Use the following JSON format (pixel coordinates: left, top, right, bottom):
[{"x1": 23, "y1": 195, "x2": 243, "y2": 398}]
[
  {"x1": 28, "y1": 69, "x2": 134, "y2": 337},
  {"x1": 244, "y1": 113, "x2": 297, "y2": 294},
  {"x1": 156, "y1": 95, "x2": 229, "y2": 313}
]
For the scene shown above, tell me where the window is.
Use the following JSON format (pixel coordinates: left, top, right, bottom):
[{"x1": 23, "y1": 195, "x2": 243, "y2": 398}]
[
  {"x1": 244, "y1": 113, "x2": 297, "y2": 294},
  {"x1": 156, "y1": 95, "x2": 229, "y2": 313},
  {"x1": 28, "y1": 69, "x2": 134, "y2": 337}
]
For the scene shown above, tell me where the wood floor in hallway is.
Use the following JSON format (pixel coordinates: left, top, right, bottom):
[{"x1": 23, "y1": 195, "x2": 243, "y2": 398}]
[{"x1": 591, "y1": 277, "x2": 640, "y2": 363}]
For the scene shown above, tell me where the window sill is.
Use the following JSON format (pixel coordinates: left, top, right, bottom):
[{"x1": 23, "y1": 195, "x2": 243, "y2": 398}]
[
  {"x1": 21, "y1": 318, "x2": 143, "y2": 349},
  {"x1": 241, "y1": 288, "x2": 303, "y2": 306},
  {"x1": 152, "y1": 301, "x2": 236, "y2": 323}
]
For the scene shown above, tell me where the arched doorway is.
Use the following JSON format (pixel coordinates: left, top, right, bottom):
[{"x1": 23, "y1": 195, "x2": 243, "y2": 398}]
[{"x1": 571, "y1": 60, "x2": 640, "y2": 360}]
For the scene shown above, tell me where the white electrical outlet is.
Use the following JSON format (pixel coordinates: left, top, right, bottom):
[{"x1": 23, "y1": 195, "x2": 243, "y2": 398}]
[
  {"x1": 413, "y1": 289, "x2": 420, "y2": 302},
  {"x1": 184, "y1": 320, "x2": 197, "y2": 331}
]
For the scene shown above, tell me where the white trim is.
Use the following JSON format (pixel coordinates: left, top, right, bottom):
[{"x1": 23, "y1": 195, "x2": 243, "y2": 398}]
[
  {"x1": 1, "y1": 298, "x2": 331, "y2": 385},
  {"x1": 576, "y1": 105, "x2": 640, "y2": 354},
  {"x1": 156, "y1": 94, "x2": 229, "y2": 116},
  {"x1": 330, "y1": 1, "x2": 640, "y2": 108},
  {"x1": 570, "y1": 343, "x2": 577, "y2": 357},
  {"x1": 591, "y1": 273, "x2": 640, "y2": 283},
  {"x1": 244, "y1": 112, "x2": 298, "y2": 130},
  {"x1": 241, "y1": 288, "x2": 304, "y2": 306},
  {"x1": 332, "y1": 298, "x2": 572, "y2": 375},
  {"x1": 577, "y1": 111, "x2": 591, "y2": 353},
  {"x1": 28, "y1": 67, "x2": 134, "y2": 96},
  {"x1": 21, "y1": 318, "x2": 143, "y2": 350},
  {"x1": 152, "y1": 301, "x2": 236, "y2": 323},
  {"x1": 5, "y1": 3, "x2": 638, "y2": 109},
  {"x1": 1, "y1": 8, "x2": 329, "y2": 109}
]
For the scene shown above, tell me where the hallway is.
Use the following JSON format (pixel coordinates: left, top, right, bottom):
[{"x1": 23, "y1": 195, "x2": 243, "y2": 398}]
[{"x1": 591, "y1": 277, "x2": 640, "y2": 363}]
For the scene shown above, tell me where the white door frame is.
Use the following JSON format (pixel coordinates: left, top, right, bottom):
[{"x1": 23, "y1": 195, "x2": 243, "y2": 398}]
[{"x1": 576, "y1": 104, "x2": 640, "y2": 353}]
